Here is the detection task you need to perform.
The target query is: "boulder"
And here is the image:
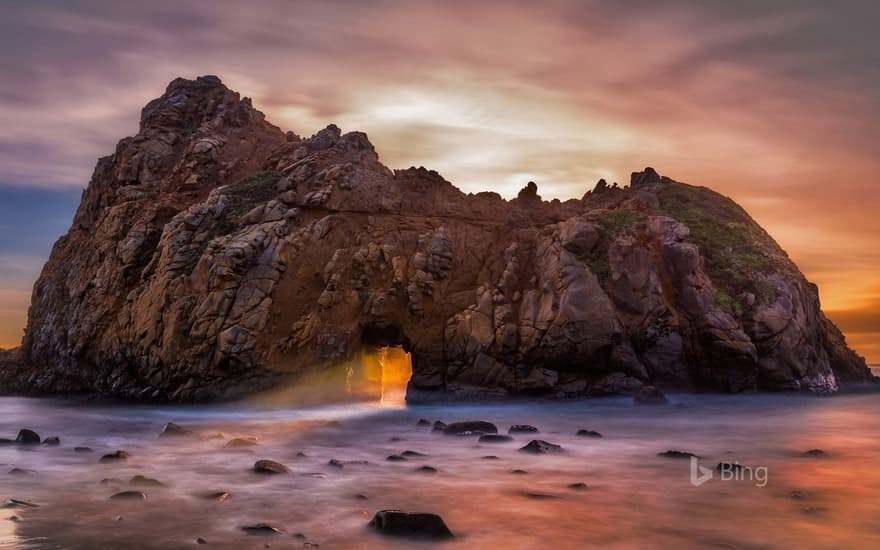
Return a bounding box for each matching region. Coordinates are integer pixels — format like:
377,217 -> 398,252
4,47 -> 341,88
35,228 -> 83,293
368,510 -> 453,539
508,425 -> 539,434
478,434 -> 514,443
99,450 -> 131,462
519,440 -> 563,454
442,421 -> 498,436
109,491 -> 147,501
159,422 -> 193,437
15,429 -> 40,445
253,460 -> 290,474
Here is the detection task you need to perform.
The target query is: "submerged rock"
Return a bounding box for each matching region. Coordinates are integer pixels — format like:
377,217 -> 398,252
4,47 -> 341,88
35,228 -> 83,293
2,498 -> 39,508
401,450 -> 426,457
802,449 -> 830,458
15,429 -> 40,445
443,421 -> 498,436
199,491 -> 231,502
386,454 -> 407,462
241,523 -> 285,535
657,450 -> 699,459
415,466 -> 438,473
225,437 -> 259,448
519,440 -> 563,454
508,425 -> 539,434
568,482 -> 588,490
74,446 -> 93,453
99,450 -> 131,462
129,475 -> 166,487
42,436 -> 60,446
253,460 -> 290,474
110,491 -> 147,501
368,510 -> 453,539
575,429 -> 602,438
159,422 -> 193,437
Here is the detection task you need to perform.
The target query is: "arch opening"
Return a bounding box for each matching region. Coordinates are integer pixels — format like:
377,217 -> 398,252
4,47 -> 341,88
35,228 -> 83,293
346,345 -> 412,407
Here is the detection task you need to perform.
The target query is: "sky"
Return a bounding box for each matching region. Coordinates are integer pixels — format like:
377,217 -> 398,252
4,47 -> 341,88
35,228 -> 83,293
0,0 -> 877,362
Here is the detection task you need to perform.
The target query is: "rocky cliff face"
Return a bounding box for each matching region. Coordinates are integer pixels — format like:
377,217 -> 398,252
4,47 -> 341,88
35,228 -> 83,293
5,76 -> 874,401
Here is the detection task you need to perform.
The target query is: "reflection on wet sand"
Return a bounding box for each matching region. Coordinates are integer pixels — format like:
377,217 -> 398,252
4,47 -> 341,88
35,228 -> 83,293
1,393 -> 879,549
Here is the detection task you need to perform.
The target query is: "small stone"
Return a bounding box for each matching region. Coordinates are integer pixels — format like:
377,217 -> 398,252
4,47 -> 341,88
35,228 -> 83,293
367,510 -> 453,539
511,469 -> 529,475
196,538 -> 207,544
415,466 -> 437,473
328,459 -> 345,468
159,422 -> 193,437
479,434 -> 513,443
401,450 -> 426,457
203,491 -> 231,502
15,429 -> 40,445
129,475 -> 166,487
416,419 -> 431,426
443,421 -> 498,436
8,468 -> 34,476
109,491 -> 147,501
8,515 -> 18,522
519,491 -> 561,500
519,440 -> 563,454
568,482 -> 588,490
74,446 -> 93,453
802,449 -> 829,458
241,523 -> 284,535
576,429 -> 602,438
354,493 -> 369,500
42,436 -> 60,446
2,499 -> 38,508
508,425 -> 539,434
253,460 -> 290,474
657,450 -> 698,459
481,455 -> 500,460
432,421 -> 448,432
99,450 -> 130,462
386,454 -> 407,462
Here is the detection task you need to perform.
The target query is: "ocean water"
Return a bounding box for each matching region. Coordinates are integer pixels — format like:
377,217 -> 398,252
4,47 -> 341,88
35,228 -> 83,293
1,392 -> 879,549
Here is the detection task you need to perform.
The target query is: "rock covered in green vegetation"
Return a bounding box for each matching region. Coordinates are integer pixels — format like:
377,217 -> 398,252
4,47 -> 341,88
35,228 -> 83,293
2,75 -> 873,402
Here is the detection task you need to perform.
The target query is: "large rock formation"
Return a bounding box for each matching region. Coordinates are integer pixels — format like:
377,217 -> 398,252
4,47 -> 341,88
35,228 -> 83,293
2,76 -> 874,401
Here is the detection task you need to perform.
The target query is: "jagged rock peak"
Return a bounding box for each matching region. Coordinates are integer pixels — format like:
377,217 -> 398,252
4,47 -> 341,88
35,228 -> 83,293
516,181 -> 541,202
630,167 -> 662,189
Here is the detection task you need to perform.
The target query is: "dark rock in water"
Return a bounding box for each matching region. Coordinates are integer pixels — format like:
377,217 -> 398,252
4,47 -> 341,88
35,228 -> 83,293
716,462 -> 744,472
416,419 -> 431,426
368,510 -> 453,539
2,498 -> 39,508
432,421 -> 448,432
8,468 -> 35,476
129,475 -> 166,487
99,450 -> 130,462
576,429 -> 602,438
100,478 -> 123,485
519,491 -> 561,500
15,429 -> 40,445
519,440 -> 563,454
482,455 -> 500,460
42,436 -> 60,446
401,450 -> 426,457
328,459 -> 345,468
386,454 -> 407,462
568,482 -> 588,490
511,469 -> 529,475
354,493 -> 369,500
634,386 -> 669,405
253,460 -> 290,474
74,446 -> 93,453
0,439 -> 14,445
196,538 -> 207,545
8,515 -> 18,522
388,437 -> 403,442
110,491 -> 147,501
479,434 -> 513,443
789,490 -> 807,500
443,421 -> 498,436
327,459 -> 369,469
416,466 -> 438,473
241,523 -> 285,535
657,450 -> 699,459
802,449 -> 829,458
508,425 -> 539,434
159,422 -> 193,437
225,437 -> 258,448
